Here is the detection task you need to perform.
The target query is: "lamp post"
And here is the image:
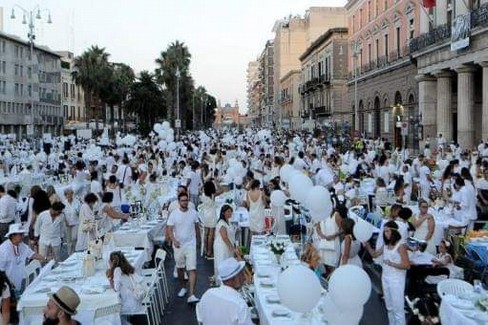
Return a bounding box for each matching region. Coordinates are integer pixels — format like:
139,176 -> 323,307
352,40 -> 362,135
175,67 -> 180,140
10,5 -> 52,138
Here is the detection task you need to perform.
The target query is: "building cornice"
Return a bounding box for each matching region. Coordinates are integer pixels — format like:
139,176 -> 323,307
280,69 -> 301,83
300,27 -> 348,62
0,31 -> 62,58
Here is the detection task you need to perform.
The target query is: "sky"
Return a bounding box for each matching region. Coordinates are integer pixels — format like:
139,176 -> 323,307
2,0 -> 346,113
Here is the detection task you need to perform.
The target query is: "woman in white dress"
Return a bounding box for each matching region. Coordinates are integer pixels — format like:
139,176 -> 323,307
365,221 -> 410,325
314,205 -> 343,272
106,175 -> 123,208
107,251 -> 144,325
200,181 -> 218,259
411,199 -> 436,254
99,192 -> 129,236
340,218 -> 362,267
213,204 -> 239,284
75,193 -> 99,251
245,180 -> 266,236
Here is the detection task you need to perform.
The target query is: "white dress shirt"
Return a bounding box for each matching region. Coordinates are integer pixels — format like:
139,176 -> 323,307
199,285 -> 253,325
0,194 -> 17,223
34,210 -> 65,247
0,240 -> 35,289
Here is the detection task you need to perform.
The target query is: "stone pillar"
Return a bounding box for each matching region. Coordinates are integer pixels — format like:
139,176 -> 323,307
456,65 -> 476,149
416,74 -> 437,146
433,70 -> 454,143
481,62 -> 488,142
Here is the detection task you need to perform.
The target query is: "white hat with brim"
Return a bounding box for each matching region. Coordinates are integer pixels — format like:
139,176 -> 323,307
48,286 -> 80,316
5,223 -> 28,238
218,257 -> 246,282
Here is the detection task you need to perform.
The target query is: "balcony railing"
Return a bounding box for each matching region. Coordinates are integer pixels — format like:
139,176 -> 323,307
409,23 -> 451,53
349,45 -> 411,79
471,3 -> 488,28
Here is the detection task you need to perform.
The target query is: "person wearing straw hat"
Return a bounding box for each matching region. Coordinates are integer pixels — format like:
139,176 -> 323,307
0,223 -> 45,296
43,286 -> 81,325
198,257 -> 252,325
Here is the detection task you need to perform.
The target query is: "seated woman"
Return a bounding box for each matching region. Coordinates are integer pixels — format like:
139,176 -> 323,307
425,239 -> 463,283
340,218 -> 362,267
301,243 -> 322,280
411,200 -> 436,254
107,251 -> 144,325
99,192 -> 129,235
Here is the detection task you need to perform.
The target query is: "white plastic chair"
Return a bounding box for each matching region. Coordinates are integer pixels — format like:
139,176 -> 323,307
437,279 -> 473,298
155,249 -> 169,303
93,303 -> 121,323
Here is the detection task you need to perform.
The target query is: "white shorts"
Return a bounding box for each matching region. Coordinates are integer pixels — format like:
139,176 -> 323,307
173,244 -> 197,271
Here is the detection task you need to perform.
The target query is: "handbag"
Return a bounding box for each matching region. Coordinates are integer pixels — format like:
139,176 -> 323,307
129,274 -> 147,301
318,239 -> 335,251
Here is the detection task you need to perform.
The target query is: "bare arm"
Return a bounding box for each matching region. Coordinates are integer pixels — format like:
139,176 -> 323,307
425,215 -> 435,241
103,205 -> 128,221
341,235 -> 352,265
219,226 -> 235,252
1,296 -> 9,325
364,241 -> 383,258
167,225 -> 180,248
385,244 -> 410,270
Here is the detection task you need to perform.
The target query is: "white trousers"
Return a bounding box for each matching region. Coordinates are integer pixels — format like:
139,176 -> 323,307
382,273 -> 406,325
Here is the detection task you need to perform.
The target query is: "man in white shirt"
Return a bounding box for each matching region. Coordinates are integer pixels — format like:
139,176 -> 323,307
116,157 -> 132,189
0,223 -> 44,295
293,151 -> 309,172
0,187 -> 18,241
198,257 -> 252,325
167,192 -> 200,303
34,202 -> 66,262
186,162 -> 202,206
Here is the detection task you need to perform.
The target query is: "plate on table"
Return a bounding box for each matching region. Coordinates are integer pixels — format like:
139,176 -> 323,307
34,287 -> 52,294
260,279 -> 275,287
82,287 -> 105,295
119,227 -> 130,231
266,294 -> 281,304
126,229 -> 139,233
272,308 -> 291,318
141,225 -> 153,229
147,221 -> 160,225
256,271 -> 271,278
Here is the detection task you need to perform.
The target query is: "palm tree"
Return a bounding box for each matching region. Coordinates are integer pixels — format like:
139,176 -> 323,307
72,45 -> 111,131
99,63 -> 135,136
125,71 -> 165,135
155,41 -> 194,129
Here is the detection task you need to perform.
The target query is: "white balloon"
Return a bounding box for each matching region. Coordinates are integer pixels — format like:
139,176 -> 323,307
279,165 -> 293,182
158,130 -> 167,140
305,186 -> 332,221
277,265 -> 321,313
270,190 -> 287,207
167,134 -> 175,143
162,121 -> 170,130
353,219 -> 374,242
329,265 -> 372,310
289,173 -> 313,204
324,296 -> 363,325
153,123 -> 162,133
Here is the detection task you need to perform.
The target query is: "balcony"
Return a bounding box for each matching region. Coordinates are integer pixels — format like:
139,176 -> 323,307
409,24 -> 451,53
318,74 -> 330,86
472,3 -> 488,28
349,45 -> 411,79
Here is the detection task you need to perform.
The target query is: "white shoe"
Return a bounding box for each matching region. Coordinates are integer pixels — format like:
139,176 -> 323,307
177,288 -> 188,298
187,295 -> 200,303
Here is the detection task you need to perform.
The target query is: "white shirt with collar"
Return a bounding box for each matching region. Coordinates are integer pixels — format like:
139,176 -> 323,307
0,239 -> 35,289
0,194 -> 17,223
34,210 -> 65,247
199,285 -> 253,325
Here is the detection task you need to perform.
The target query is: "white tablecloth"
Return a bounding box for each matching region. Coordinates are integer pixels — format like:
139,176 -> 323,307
250,236 -> 328,325
112,219 -> 165,261
439,297 -> 482,325
18,249 -> 145,325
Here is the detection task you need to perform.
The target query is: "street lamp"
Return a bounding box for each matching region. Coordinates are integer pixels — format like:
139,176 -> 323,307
352,40 -> 362,135
175,67 -> 180,140
11,4 -> 52,138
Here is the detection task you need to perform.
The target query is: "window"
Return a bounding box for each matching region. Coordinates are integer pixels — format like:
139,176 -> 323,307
15,45 -> 20,58
353,15 -> 356,33
368,1 -> 372,21
375,0 -> 379,17
14,83 -> 19,95
64,105 -> 69,118
28,85 -> 32,96
71,106 -> 75,118
20,84 -> 24,96
70,84 -> 75,98
359,9 -> 363,28
20,47 -> 24,58
1,41 -> 5,53
14,65 -> 19,76
384,111 -> 390,132
376,39 -> 379,61
368,43 -> 372,63
409,19 -> 415,39
27,67 -> 32,78
384,34 -> 389,58
63,82 -> 69,98
368,113 -> 372,133
20,65 -> 23,77
384,0 -> 388,10
1,61 -> 5,74
396,27 -> 401,53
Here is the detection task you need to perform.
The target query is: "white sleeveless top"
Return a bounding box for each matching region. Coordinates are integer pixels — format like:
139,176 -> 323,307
383,242 -> 406,278
248,191 -> 265,233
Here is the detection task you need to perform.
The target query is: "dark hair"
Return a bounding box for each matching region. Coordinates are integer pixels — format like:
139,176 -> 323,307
0,271 -> 12,299
0,185 -> 4,193
383,220 -> 402,246
108,175 -> 118,184
218,204 -> 233,224
341,218 -> 356,239
102,192 -> 114,203
32,190 -> 51,214
84,193 -> 99,204
203,181 -> 216,197
460,167 -> 473,183
51,201 -> 65,212
454,176 -> 465,188
109,251 -> 134,275
398,207 -> 413,221
90,171 -> 98,181
7,189 -> 17,199
250,179 -> 260,190
178,192 -> 189,201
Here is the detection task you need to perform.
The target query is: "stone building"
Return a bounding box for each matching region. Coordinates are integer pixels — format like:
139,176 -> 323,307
279,69 -> 301,129
273,7 -> 346,127
0,31 -> 62,138
409,0 -> 488,149
214,101 -> 249,128
299,28 -> 349,128
346,0 -> 421,149
57,51 -> 85,124
247,60 -> 262,127
260,40 -> 274,127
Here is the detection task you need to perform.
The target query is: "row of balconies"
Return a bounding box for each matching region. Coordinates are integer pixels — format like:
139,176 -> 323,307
299,75 -> 331,94
348,45 -> 411,79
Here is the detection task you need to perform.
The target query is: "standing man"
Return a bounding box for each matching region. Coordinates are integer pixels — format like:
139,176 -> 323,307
198,257 -> 252,325
34,202 -> 66,262
0,187 -> 18,241
0,223 -> 45,296
167,192 -> 200,303
187,162 -> 202,207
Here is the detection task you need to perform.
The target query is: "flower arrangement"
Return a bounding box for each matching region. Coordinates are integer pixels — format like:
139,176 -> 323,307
270,239 -> 286,256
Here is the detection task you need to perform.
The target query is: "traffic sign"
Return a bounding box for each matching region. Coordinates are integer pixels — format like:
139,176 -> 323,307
175,119 -> 181,128
401,121 -> 409,136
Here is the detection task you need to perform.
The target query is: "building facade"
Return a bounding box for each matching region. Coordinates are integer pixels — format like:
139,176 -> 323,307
214,101 -> 249,128
260,40 -> 274,127
409,0 -> 488,149
299,28 -> 350,128
247,60 -> 262,127
346,0 -> 421,149
273,7 -> 346,127
57,51 -> 85,126
0,32 -> 62,138
279,69 -> 301,129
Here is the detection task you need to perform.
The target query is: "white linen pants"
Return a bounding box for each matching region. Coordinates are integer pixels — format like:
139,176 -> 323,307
382,273 -> 406,325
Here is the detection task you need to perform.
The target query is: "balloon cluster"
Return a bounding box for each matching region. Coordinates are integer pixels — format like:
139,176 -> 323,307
153,122 -> 175,150
222,158 -> 246,184
84,144 -> 104,161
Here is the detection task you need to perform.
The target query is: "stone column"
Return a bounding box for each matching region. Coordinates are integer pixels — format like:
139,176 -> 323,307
433,70 -> 454,143
415,74 -> 437,147
480,62 -> 488,142
456,65 -> 476,149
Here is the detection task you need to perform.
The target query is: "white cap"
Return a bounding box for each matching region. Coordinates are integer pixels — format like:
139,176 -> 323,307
5,223 -> 28,238
218,257 -> 245,281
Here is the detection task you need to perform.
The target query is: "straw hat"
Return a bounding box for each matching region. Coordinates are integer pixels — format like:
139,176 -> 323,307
49,286 -> 80,316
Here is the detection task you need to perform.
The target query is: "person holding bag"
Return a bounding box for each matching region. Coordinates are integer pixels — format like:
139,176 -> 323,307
75,193 -> 98,252
106,251 -> 144,325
